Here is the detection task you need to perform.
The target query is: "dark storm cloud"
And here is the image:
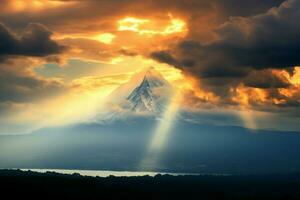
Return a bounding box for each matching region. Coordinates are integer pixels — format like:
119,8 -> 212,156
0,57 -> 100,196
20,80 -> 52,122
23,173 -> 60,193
150,51 -> 179,67
176,0 -> 300,77
0,22 -> 65,59
0,22 -> 66,104
149,0 -> 300,108
216,0 -> 285,17
214,0 -> 300,70
151,0 -> 300,83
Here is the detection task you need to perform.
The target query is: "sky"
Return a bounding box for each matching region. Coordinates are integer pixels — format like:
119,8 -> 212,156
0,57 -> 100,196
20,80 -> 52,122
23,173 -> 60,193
1,0 -> 300,133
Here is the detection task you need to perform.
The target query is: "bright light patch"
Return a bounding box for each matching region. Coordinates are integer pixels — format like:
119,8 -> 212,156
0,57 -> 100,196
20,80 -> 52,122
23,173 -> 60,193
291,67 -> 300,85
55,33 -> 116,44
118,15 -> 187,36
164,19 -> 186,35
118,17 -> 150,32
92,33 -> 116,44
13,0 -> 26,11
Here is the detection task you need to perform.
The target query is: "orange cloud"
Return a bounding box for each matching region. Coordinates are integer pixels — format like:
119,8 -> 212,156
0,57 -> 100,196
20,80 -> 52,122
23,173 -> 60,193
230,85 -> 268,107
7,0 -> 71,13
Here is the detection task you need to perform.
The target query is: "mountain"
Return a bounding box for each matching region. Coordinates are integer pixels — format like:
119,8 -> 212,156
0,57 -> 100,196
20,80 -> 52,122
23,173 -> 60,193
127,67 -> 172,114
2,67 -> 300,174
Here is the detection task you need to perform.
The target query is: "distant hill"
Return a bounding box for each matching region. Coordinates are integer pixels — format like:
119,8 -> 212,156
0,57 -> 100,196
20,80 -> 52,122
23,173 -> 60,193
1,117 -> 300,174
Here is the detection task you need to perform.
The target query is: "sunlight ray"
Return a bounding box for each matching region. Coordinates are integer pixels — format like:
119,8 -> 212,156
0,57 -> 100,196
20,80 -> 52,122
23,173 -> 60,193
139,90 -> 181,171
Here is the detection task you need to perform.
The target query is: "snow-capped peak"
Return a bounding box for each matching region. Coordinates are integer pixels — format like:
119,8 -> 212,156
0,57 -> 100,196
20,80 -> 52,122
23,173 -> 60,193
127,67 -> 172,114
96,67 -> 173,122
142,67 -> 170,87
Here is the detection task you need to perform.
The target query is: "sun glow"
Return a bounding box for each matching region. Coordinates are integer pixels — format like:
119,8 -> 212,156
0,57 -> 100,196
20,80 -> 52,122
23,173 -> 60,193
11,0 -> 67,12
118,17 -> 150,32
54,32 -> 116,44
118,16 -> 187,36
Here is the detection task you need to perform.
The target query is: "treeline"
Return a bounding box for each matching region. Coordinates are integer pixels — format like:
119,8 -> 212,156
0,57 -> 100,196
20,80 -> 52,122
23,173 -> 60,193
1,169 -> 300,199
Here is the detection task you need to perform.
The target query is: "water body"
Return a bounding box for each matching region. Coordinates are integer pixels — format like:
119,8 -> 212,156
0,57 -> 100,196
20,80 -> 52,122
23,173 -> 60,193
17,168 -> 199,177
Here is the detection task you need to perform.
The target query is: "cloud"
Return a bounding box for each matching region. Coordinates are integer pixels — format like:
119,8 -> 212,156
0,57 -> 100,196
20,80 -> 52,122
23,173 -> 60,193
70,73 -> 131,92
216,0 -> 285,17
118,48 -> 138,57
0,22 -> 65,60
0,73 -> 64,103
0,21 -> 67,106
0,0 -> 285,66
189,0 -> 299,73
0,0 -> 283,35
150,51 -> 179,67
244,70 -> 291,89
150,0 -> 300,108
1,0 -> 299,132
0,58 -> 65,103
